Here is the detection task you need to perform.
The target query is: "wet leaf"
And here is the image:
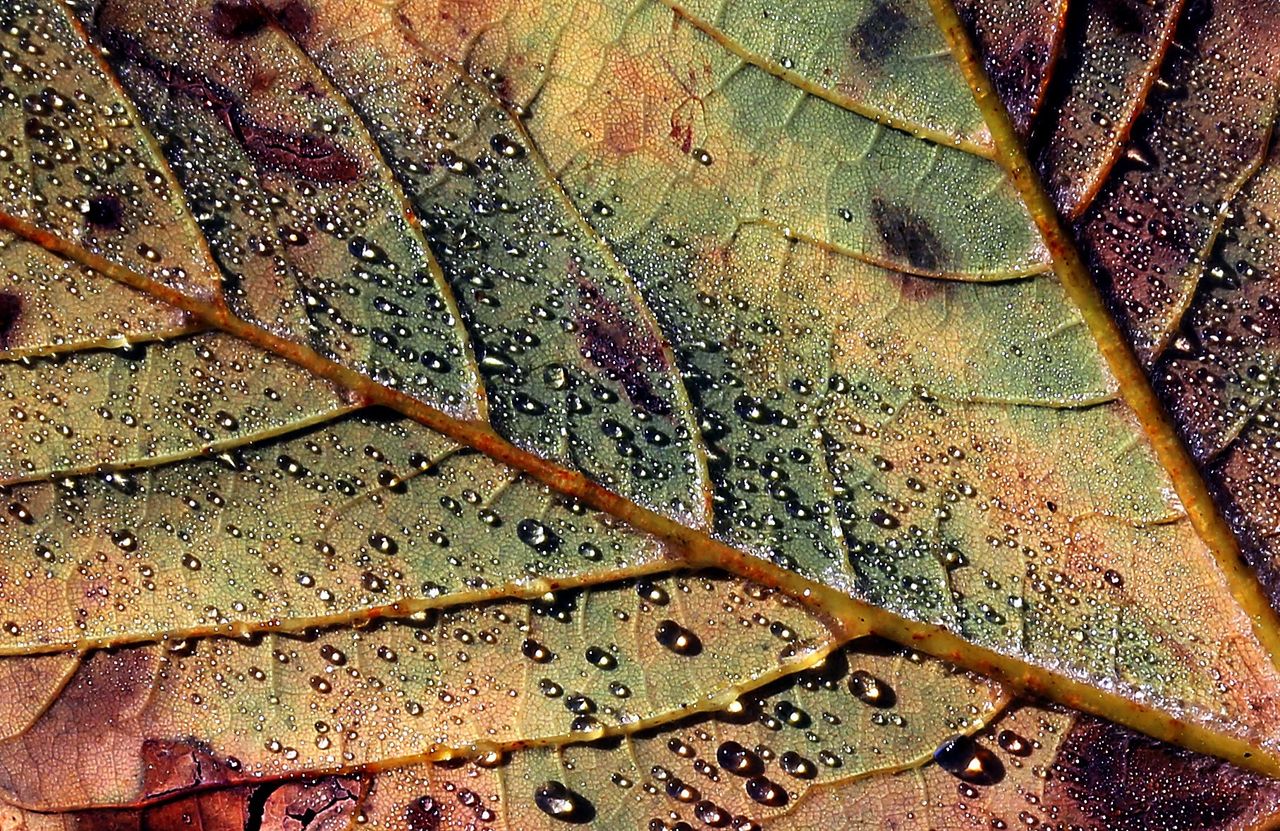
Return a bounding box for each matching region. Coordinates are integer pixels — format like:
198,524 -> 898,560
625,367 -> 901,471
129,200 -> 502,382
0,0 -> 1278,826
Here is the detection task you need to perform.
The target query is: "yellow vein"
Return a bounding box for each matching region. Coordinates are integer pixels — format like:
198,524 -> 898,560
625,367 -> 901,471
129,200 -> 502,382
655,0 -> 997,159
928,0 -> 1280,685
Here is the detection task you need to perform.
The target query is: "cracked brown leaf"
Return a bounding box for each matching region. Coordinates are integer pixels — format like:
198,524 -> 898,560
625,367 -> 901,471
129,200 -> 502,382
0,0 -> 1279,827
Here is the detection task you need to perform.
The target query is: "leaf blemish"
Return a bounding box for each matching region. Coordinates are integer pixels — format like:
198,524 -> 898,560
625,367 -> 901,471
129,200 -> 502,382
871,197 -> 949,272
85,194 -> 125,230
210,0 -> 270,39
1050,716 -> 1278,830
574,277 -> 672,416
0,292 -> 21,348
849,0 -> 912,64
210,0 -> 311,41
140,736 -> 232,799
99,27 -> 360,184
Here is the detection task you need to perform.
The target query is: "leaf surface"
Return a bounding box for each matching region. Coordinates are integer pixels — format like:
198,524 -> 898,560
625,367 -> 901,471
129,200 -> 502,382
1,0 -> 1280,826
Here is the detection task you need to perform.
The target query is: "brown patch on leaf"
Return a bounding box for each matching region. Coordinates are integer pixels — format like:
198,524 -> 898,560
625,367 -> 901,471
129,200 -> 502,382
574,271 -> 672,416
849,0 -> 911,64
211,0 -> 270,39
895,273 -> 948,303
403,795 -> 442,831
96,15 -> 359,185
211,0 -> 311,41
140,738 -> 231,800
1048,716 -> 1280,830
85,195 -> 125,231
871,198 -> 949,272
258,778 -> 362,831
70,788 -> 251,831
955,0 -> 1064,134
0,293 -> 21,348
55,778 -> 360,831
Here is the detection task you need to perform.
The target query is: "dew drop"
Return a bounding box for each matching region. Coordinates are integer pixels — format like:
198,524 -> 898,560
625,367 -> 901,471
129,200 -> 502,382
744,776 -> 788,807
655,620 -> 702,656
716,740 -> 763,776
997,729 -> 1032,757
585,645 -> 617,670
517,518 -> 560,553
849,669 -> 896,707
933,735 -> 1005,786
533,781 -> 595,823
779,750 -> 816,779
522,638 -> 555,664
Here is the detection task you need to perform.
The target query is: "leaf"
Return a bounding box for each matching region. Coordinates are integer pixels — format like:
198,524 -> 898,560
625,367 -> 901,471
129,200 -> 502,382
0,0 -> 1279,826
0,576 -> 836,808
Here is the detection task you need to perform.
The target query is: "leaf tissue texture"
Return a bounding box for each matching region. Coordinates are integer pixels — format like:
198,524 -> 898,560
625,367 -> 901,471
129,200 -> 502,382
0,0 -> 1278,827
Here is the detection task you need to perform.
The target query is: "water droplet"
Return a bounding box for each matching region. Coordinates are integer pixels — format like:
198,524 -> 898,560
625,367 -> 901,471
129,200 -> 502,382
744,776 -> 788,807
489,133 -> 525,159
849,669 -> 896,707
585,646 -> 617,669
655,620 -> 702,656
997,729 -> 1031,757
522,638 -> 555,663
533,781 -> 595,823
665,778 -> 700,802
716,740 -> 763,776
517,519 -> 560,553
779,751 -> 816,779
637,580 -> 669,604
694,800 -> 728,827
933,735 -> 1005,786
773,700 -> 810,728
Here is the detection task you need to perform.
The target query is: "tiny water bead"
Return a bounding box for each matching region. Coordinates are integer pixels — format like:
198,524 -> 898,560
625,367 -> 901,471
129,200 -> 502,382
779,750 -> 816,779
772,700 -> 810,728
997,728 -> 1032,757
522,638 -> 555,663
585,645 -> 617,669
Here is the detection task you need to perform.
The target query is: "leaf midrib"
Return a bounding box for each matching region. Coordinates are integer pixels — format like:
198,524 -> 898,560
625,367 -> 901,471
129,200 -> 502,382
3,0 -> 1279,782
933,0 -> 1280,649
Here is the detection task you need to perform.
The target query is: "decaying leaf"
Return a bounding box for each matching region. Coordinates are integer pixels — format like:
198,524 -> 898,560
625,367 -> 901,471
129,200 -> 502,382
0,0 -> 1279,827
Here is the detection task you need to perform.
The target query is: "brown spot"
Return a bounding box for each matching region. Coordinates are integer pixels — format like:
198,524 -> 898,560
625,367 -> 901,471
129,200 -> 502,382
871,198 -> 949,272
211,0 -> 270,39
71,788 -> 253,831
211,0 -> 310,40
849,0 -> 911,64
272,0 -> 313,39
896,273 -> 948,303
574,275 -> 672,415
86,194 -> 125,230
140,737 -> 231,799
1095,0 -> 1151,34
260,777 -> 361,830
0,293 -> 20,348
404,796 -> 441,831
236,121 -> 361,183
95,27 -> 360,185
1049,716 -> 1280,830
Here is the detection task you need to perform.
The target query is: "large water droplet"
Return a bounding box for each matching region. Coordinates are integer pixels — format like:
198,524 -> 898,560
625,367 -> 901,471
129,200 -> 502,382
716,740 -> 763,776
849,669 -> 895,707
655,620 -> 702,656
933,735 -> 1005,786
533,781 -> 595,823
